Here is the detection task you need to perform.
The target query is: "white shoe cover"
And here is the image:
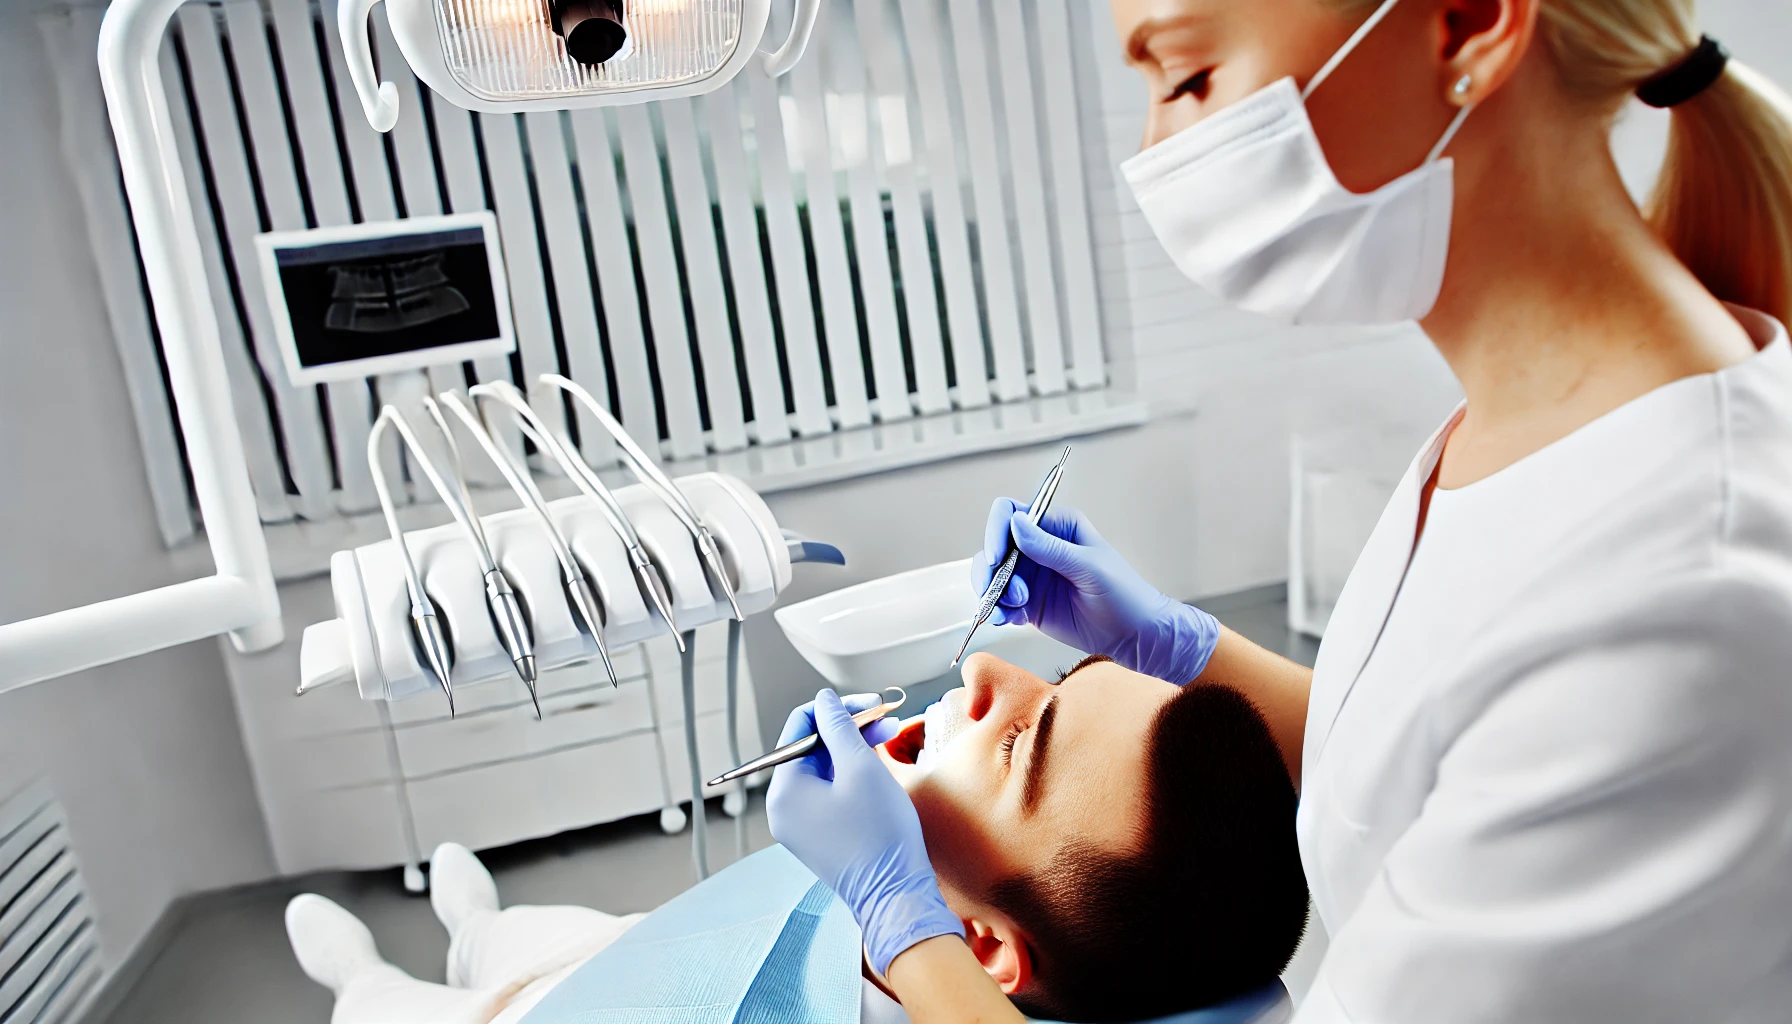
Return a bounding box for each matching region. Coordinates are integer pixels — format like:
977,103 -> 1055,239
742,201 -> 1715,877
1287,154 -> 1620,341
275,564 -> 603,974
284,894 -> 385,995
429,842 -> 500,939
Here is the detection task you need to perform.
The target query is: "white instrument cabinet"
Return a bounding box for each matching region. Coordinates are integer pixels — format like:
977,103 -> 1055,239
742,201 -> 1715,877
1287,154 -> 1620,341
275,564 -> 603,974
261,470 -> 795,887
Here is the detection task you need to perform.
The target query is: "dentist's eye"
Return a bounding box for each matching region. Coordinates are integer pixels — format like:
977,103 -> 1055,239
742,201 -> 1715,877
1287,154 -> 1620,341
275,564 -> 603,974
1166,69 -> 1212,103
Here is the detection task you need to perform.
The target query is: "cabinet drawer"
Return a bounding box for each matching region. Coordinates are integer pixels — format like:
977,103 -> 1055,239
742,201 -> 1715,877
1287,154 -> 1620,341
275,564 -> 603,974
393,676 -> 657,778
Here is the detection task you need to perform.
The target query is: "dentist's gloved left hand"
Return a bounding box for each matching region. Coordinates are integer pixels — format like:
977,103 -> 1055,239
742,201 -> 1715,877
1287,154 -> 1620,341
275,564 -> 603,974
767,689 -> 965,976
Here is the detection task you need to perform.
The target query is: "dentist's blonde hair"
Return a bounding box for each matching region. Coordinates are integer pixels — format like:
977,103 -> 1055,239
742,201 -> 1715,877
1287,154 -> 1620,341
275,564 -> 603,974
1346,0 -> 1792,323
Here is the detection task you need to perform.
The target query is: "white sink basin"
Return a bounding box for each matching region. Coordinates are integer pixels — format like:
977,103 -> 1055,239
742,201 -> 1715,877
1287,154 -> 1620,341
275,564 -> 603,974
775,559 -> 1082,691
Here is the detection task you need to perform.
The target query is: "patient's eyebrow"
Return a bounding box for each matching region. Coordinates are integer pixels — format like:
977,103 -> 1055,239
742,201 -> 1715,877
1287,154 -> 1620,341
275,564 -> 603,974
1022,696 -> 1059,813
1055,653 -> 1112,683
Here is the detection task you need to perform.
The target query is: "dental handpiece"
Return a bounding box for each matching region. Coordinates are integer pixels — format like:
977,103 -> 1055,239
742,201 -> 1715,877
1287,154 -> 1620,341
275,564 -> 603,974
952,446 -> 1071,667
707,688 -> 906,787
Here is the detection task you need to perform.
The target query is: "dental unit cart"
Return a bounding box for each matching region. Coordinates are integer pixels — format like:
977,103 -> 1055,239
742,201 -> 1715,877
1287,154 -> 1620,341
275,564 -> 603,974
296,369 -> 843,889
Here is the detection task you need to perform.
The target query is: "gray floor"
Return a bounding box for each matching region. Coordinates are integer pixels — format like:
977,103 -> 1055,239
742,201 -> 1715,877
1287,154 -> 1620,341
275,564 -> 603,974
97,589 -> 1312,1024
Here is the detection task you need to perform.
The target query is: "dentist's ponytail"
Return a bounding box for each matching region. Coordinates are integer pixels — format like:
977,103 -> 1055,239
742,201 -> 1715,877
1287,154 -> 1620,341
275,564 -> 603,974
1536,1 -> 1792,324
1645,61 -> 1792,325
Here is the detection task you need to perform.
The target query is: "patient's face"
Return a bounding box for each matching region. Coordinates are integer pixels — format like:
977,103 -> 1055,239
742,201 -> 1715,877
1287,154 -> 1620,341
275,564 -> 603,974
877,653 -> 1178,916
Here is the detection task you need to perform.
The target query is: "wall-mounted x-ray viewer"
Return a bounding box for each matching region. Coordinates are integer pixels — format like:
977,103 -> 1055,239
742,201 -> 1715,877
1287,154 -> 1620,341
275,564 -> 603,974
340,0 -> 822,131
253,212 -> 515,386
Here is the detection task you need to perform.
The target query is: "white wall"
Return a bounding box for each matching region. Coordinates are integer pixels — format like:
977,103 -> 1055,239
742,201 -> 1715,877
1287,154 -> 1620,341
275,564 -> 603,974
0,1 -> 277,977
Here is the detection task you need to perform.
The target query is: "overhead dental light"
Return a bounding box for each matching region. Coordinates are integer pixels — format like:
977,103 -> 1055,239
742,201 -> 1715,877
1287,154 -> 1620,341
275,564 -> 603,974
340,0 -> 823,131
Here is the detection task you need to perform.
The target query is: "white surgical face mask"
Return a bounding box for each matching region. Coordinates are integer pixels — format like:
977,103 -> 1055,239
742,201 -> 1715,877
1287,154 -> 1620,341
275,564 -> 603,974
916,687 -> 971,769
1120,0 -> 1473,326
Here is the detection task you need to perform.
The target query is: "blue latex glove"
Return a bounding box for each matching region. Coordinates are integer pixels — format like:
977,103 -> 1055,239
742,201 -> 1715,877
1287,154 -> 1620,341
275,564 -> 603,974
975,500 -> 1222,685
766,689 -> 964,976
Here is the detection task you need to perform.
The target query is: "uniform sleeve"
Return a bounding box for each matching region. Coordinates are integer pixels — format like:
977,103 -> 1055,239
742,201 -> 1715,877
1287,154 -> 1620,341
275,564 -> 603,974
1294,585 -> 1792,1022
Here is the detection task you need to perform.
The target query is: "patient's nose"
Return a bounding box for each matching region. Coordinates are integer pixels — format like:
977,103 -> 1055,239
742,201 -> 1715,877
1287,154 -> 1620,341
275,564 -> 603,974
960,652 -> 1052,723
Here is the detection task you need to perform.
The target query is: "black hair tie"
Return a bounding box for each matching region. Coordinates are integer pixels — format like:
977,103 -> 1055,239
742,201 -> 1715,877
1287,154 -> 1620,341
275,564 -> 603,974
1637,35 -> 1729,108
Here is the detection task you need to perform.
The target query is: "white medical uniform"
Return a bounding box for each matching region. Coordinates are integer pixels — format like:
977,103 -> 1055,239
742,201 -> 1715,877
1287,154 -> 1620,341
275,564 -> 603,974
1294,307 -> 1792,1023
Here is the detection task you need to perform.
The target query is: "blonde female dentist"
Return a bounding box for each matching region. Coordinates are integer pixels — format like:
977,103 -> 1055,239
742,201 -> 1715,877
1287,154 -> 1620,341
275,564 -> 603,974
768,0 -> 1792,1020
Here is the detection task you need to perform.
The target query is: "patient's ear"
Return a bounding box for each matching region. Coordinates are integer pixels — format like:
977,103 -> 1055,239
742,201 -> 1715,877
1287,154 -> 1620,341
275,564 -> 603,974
963,915 -> 1033,995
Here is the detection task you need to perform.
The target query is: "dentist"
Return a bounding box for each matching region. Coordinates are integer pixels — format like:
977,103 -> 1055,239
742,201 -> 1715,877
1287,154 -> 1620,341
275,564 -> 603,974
769,0 -> 1792,1021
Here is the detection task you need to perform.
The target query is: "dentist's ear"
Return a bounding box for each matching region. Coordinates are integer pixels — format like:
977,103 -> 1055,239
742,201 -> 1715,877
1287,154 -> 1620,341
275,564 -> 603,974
1436,0 -> 1540,103
963,915 -> 1034,995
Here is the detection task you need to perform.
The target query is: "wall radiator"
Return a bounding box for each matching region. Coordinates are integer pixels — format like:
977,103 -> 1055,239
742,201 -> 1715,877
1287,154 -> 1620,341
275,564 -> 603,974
0,782 -> 99,1024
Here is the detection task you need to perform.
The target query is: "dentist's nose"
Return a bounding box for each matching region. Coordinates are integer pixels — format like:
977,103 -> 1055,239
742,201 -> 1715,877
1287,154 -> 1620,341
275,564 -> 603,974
960,652 -> 1051,722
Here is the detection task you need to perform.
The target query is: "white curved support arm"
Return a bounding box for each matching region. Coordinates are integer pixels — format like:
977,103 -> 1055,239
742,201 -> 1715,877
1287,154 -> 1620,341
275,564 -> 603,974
761,0 -> 822,77
339,0 -> 399,132
0,0 -> 286,695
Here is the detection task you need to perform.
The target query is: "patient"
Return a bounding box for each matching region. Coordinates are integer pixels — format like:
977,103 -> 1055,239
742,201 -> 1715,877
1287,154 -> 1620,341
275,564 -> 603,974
286,652 -> 1308,1023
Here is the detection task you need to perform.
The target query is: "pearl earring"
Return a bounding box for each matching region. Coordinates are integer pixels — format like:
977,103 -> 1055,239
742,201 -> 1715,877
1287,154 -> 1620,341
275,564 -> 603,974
1453,75 -> 1473,98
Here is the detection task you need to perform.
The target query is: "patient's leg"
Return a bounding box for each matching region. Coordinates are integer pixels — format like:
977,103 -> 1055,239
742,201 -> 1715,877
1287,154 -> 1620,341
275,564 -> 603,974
430,843 -> 644,991
287,894 -> 497,1024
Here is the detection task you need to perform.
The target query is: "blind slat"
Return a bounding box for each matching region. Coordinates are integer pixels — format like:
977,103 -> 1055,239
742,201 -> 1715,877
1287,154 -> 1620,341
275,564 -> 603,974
617,106 -> 707,460
944,0 -> 1030,402
660,98 -> 749,451
177,4 -> 335,520
1033,0 -> 1106,390
827,17 -> 912,424
156,39 -> 296,522
989,0 -> 1067,396
744,68 -> 833,438
787,33 -> 873,429
567,110 -> 651,461
854,0 -> 951,416
428,103 -> 525,476
893,0 -> 990,409
524,111 -> 617,464
482,113 -> 572,443
703,85 -> 793,445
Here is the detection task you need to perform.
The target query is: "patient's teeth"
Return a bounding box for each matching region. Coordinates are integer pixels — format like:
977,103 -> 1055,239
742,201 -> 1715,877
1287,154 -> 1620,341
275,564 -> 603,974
919,688 -> 972,767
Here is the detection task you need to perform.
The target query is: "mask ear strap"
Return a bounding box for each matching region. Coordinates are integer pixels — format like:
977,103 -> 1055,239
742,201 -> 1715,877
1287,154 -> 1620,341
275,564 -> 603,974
1303,0 -> 1405,101
1425,102 -> 1476,163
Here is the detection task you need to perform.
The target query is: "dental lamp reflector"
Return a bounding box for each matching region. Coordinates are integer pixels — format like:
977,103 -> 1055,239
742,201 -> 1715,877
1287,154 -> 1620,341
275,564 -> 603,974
340,0 -> 821,131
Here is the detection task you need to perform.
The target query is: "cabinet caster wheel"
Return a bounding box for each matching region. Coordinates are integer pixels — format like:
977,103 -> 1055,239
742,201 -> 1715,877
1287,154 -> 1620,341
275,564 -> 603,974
403,864 -> 428,894
659,806 -> 687,834
723,790 -> 746,818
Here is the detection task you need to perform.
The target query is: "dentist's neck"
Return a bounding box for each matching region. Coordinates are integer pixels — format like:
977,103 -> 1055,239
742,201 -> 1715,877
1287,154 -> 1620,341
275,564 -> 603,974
1417,57 -> 1753,488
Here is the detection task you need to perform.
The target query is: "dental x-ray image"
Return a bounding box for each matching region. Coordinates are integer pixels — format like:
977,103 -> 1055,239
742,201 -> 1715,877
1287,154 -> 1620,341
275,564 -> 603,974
272,225 -> 503,374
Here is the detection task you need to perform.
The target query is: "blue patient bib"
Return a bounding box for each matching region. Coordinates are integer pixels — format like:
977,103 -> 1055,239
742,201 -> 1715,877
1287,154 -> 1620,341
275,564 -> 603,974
520,845 -> 860,1024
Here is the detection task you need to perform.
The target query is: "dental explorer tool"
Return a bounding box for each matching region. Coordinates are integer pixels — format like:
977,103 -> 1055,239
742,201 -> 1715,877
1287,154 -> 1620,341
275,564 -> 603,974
401,399 -> 540,714
707,688 -> 907,787
538,374 -> 745,622
367,408 -> 456,714
469,381 -> 687,654
952,446 -> 1072,667
440,391 -> 620,690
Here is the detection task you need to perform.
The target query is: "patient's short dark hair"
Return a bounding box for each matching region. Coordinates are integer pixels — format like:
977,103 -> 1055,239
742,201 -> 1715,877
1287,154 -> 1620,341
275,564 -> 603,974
988,682 -> 1309,1023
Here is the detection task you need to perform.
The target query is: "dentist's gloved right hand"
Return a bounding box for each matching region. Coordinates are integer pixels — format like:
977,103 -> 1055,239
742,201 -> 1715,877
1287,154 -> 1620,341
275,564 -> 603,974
767,689 -> 964,976
977,500 -> 1221,685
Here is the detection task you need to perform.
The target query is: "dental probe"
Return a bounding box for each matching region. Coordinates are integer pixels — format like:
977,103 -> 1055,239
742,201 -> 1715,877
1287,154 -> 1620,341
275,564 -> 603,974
952,446 -> 1072,667
440,391 -> 620,690
707,687 -> 907,787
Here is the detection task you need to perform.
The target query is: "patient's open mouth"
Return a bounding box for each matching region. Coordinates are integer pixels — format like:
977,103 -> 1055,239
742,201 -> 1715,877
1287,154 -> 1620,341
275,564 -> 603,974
884,716 -> 926,765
